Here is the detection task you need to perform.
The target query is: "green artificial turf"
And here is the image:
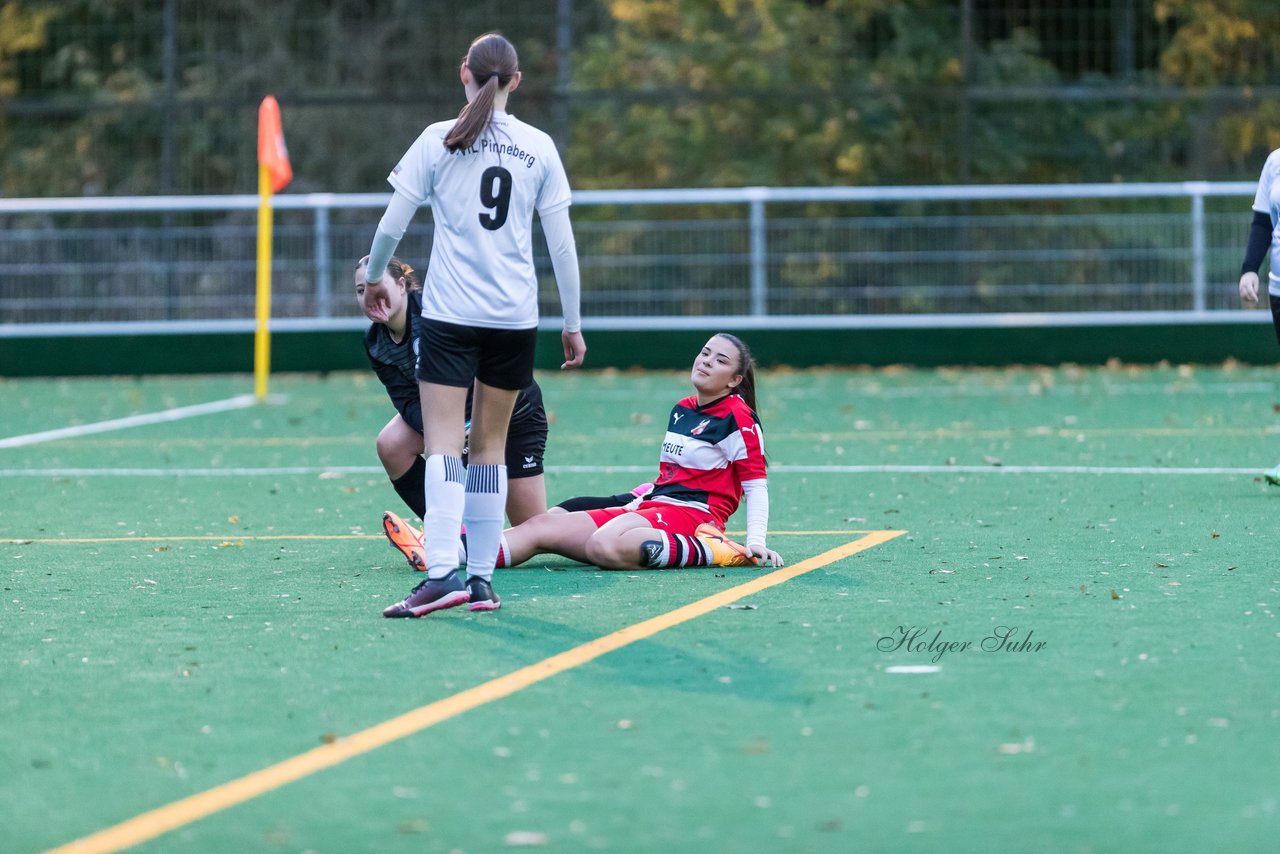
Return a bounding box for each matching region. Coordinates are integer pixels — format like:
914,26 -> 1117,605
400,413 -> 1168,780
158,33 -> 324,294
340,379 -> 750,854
2,364 -> 1278,853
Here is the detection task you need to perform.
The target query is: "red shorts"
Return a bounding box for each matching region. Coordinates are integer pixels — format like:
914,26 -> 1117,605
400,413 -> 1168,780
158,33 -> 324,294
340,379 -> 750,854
585,500 -> 716,537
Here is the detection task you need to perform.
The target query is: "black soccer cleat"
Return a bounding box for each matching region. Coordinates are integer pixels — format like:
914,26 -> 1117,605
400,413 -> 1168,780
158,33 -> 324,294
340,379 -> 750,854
465,575 -> 501,611
382,569 -> 470,618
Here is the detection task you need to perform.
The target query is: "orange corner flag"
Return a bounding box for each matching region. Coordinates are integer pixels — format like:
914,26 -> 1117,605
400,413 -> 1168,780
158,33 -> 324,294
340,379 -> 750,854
258,95 -> 292,193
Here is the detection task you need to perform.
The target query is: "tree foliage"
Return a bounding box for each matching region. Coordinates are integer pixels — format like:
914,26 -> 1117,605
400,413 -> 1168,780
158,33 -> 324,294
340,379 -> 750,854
1,0 -> 1280,196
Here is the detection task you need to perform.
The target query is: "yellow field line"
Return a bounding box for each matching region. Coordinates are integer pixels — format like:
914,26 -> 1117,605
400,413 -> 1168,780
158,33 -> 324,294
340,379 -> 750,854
5,530 -> 874,545
45,530 -> 906,854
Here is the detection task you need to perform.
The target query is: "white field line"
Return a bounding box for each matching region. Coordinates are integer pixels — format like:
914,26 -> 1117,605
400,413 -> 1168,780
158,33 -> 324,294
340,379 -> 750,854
0,463 -> 1267,477
773,381 -> 1278,399
0,394 -> 263,449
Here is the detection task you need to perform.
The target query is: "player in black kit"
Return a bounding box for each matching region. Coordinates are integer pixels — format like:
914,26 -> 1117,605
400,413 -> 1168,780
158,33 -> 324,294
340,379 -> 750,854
357,256 -> 636,570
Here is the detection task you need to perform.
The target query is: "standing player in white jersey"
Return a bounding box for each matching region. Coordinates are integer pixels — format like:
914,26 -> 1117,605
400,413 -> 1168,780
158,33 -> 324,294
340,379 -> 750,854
362,32 -> 586,617
1237,147 -> 1280,484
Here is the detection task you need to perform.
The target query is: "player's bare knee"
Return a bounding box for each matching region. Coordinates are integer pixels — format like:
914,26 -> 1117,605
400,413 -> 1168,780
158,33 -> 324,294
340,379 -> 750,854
375,422 -> 416,466
584,533 -> 623,569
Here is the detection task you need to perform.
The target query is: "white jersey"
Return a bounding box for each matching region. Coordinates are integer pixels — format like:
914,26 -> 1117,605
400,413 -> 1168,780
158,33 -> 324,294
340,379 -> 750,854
388,110 -> 572,329
1250,148 -> 1280,296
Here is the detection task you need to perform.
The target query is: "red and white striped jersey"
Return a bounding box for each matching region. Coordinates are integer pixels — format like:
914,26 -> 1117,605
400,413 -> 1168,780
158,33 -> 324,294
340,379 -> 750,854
647,392 -> 767,527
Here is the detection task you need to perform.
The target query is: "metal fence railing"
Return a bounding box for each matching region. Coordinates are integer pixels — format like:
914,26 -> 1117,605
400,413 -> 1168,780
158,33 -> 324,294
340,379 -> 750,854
0,182 -> 1266,334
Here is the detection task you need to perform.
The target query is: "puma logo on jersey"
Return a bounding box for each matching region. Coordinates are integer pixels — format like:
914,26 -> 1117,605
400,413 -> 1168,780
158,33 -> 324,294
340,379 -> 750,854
673,413 -> 683,423
654,512 -> 665,527
690,418 -> 711,436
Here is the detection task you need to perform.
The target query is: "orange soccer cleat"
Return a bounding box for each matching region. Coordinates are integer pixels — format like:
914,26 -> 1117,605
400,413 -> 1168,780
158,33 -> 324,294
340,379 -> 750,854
382,510 -> 427,572
694,523 -> 759,567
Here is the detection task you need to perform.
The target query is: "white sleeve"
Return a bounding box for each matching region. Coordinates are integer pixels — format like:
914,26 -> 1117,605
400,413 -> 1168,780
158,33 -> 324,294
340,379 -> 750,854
1253,150 -> 1278,215
741,478 -> 769,550
535,143 -> 573,217
365,191 -> 420,282
540,206 -> 582,332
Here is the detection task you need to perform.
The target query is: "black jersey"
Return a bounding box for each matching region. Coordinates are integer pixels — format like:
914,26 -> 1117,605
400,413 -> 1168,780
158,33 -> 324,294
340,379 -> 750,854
364,290 -> 542,434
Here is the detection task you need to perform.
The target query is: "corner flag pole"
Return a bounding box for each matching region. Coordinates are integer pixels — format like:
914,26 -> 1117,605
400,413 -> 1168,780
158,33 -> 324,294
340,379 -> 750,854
254,163 -> 273,400
255,95 -> 292,400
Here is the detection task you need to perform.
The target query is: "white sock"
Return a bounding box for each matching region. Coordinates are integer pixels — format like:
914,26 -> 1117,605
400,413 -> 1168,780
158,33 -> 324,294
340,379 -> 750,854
462,463 -> 506,581
422,455 -> 465,579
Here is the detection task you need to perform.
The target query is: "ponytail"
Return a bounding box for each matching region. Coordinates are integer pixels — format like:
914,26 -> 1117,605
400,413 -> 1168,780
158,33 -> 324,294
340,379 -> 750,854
716,332 -> 759,419
444,33 -> 519,153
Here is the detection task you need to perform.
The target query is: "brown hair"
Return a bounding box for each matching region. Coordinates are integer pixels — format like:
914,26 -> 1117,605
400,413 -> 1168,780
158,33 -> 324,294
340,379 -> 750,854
444,32 -> 519,153
355,255 -> 420,292
715,332 -> 759,418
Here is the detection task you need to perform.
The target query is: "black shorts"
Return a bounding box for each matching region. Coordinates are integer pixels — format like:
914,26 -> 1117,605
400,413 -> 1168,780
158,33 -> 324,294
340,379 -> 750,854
1271,294 -> 1280,346
416,318 -> 537,391
503,401 -> 548,479
459,381 -> 548,480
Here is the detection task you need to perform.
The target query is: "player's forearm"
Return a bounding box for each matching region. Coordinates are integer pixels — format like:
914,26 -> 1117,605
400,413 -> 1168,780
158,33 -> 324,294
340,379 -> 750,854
742,478 -> 769,549
1242,210 -> 1271,275
541,207 -> 581,332
366,192 -> 419,282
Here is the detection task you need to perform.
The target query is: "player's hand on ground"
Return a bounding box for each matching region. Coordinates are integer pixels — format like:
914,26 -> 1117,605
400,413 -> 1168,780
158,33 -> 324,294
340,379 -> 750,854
1239,271 -> 1260,306
748,544 -> 784,567
561,329 -> 586,369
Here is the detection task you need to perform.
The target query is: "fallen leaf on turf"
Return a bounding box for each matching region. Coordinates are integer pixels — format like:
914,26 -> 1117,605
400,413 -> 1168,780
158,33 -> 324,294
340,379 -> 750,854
320,732 -> 338,744
983,455 -> 1003,466
997,738 -> 1035,755
504,830 -> 549,846
1110,589 -> 1120,600
1210,532 -> 1220,538
216,541 -> 243,548
1155,563 -> 1168,568
227,515 -> 240,524
726,603 -> 757,610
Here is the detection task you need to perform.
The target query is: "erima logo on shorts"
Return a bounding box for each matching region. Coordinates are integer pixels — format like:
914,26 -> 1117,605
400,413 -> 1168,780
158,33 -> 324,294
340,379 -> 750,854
523,455 -> 537,469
